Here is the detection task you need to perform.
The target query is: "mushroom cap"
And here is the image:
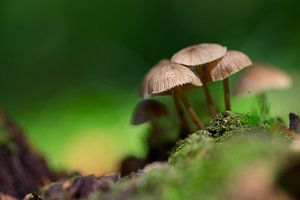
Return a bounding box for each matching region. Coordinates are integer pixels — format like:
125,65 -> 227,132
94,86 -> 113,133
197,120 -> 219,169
131,99 -> 169,125
140,59 -> 171,99
147,62 -> 202,96
234,63 -> 292,96
206,50 -> 252,82
171,43 -> 227,66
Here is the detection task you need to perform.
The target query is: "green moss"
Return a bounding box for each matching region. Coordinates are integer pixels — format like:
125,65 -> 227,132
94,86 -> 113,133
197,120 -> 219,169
169,112 -> 261,165
168,131 -> 212,165
206,111 -> 259,137
92,132 -> 289,200
89,112 -> 291,200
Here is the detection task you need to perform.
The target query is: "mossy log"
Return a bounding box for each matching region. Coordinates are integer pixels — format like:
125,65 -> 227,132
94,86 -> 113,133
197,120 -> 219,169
30,112 -> 300,200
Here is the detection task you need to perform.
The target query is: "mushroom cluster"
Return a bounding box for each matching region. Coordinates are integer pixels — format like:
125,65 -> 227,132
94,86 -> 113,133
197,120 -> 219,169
134,43 -> 254,131
133,43 -> 293,133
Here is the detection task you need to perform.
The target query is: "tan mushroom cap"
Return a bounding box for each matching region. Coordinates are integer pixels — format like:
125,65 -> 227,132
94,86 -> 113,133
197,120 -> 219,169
206,50 -> 252,82
140,59 -> 171,99
131,99 -> 169,125
234,63 -> 292,96
147,63 -> 202,96
171,43 -> 227,66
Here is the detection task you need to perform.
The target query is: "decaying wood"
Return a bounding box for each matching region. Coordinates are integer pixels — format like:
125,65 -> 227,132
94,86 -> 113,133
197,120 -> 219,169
289,113 -> 300,133
0,112 -> 55,199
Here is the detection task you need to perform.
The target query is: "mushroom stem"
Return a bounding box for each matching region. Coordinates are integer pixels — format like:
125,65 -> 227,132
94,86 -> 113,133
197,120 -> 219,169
258,93 -> 269,120
223,77 -> 231,111
196,67 -> 216,118
172,91 -> 191,137
175,87 -> 204,130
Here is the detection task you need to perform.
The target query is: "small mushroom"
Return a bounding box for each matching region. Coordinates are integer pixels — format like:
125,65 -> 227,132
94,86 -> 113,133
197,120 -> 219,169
141,59 -> 191,134
130,98 -> 171,168
234,63 -> 292,118
171,43 -> 227,117
131,99 -> 169,125
172,92 -> 191,137
205,50 -> 252,111
234,63 -> 292,96
140,59 -> 170,99
146,62 -> 204,130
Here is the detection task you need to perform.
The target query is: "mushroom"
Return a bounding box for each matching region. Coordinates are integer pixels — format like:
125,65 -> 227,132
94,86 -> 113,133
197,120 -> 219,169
234,63 -> 292,118
171,43 -> 227,117
140,59 -> 170,99
131,99 -> 169,125
141,59 -> 191,134
205,50 -> 252,111
131,99 -> 175,166
145,62 -> 204,130
131,99 -> 171,166
171,91 -> 191,137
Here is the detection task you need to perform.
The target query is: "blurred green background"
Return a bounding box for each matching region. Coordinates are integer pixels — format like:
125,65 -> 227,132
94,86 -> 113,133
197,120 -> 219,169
0,0 -> 299,174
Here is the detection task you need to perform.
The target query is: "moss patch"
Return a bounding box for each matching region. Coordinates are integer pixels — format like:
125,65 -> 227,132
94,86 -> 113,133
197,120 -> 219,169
168,131 -> 212,165
206,111 -> 260,137
89,112 -> 291,200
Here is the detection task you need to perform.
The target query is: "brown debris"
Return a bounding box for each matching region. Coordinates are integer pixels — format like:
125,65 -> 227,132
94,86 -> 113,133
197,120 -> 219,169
289,113 -> 300,133
120,156 -> 145,176
42,174 -> 121,200
280,112 -> 300,137
0,193 -> 17,200
0,112 -> 55,199
277,156 -> 300,199
23,193 -> 42,200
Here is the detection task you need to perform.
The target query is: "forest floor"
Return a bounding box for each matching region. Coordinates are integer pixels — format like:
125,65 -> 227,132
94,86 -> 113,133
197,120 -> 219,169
1,111 -> 300,200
